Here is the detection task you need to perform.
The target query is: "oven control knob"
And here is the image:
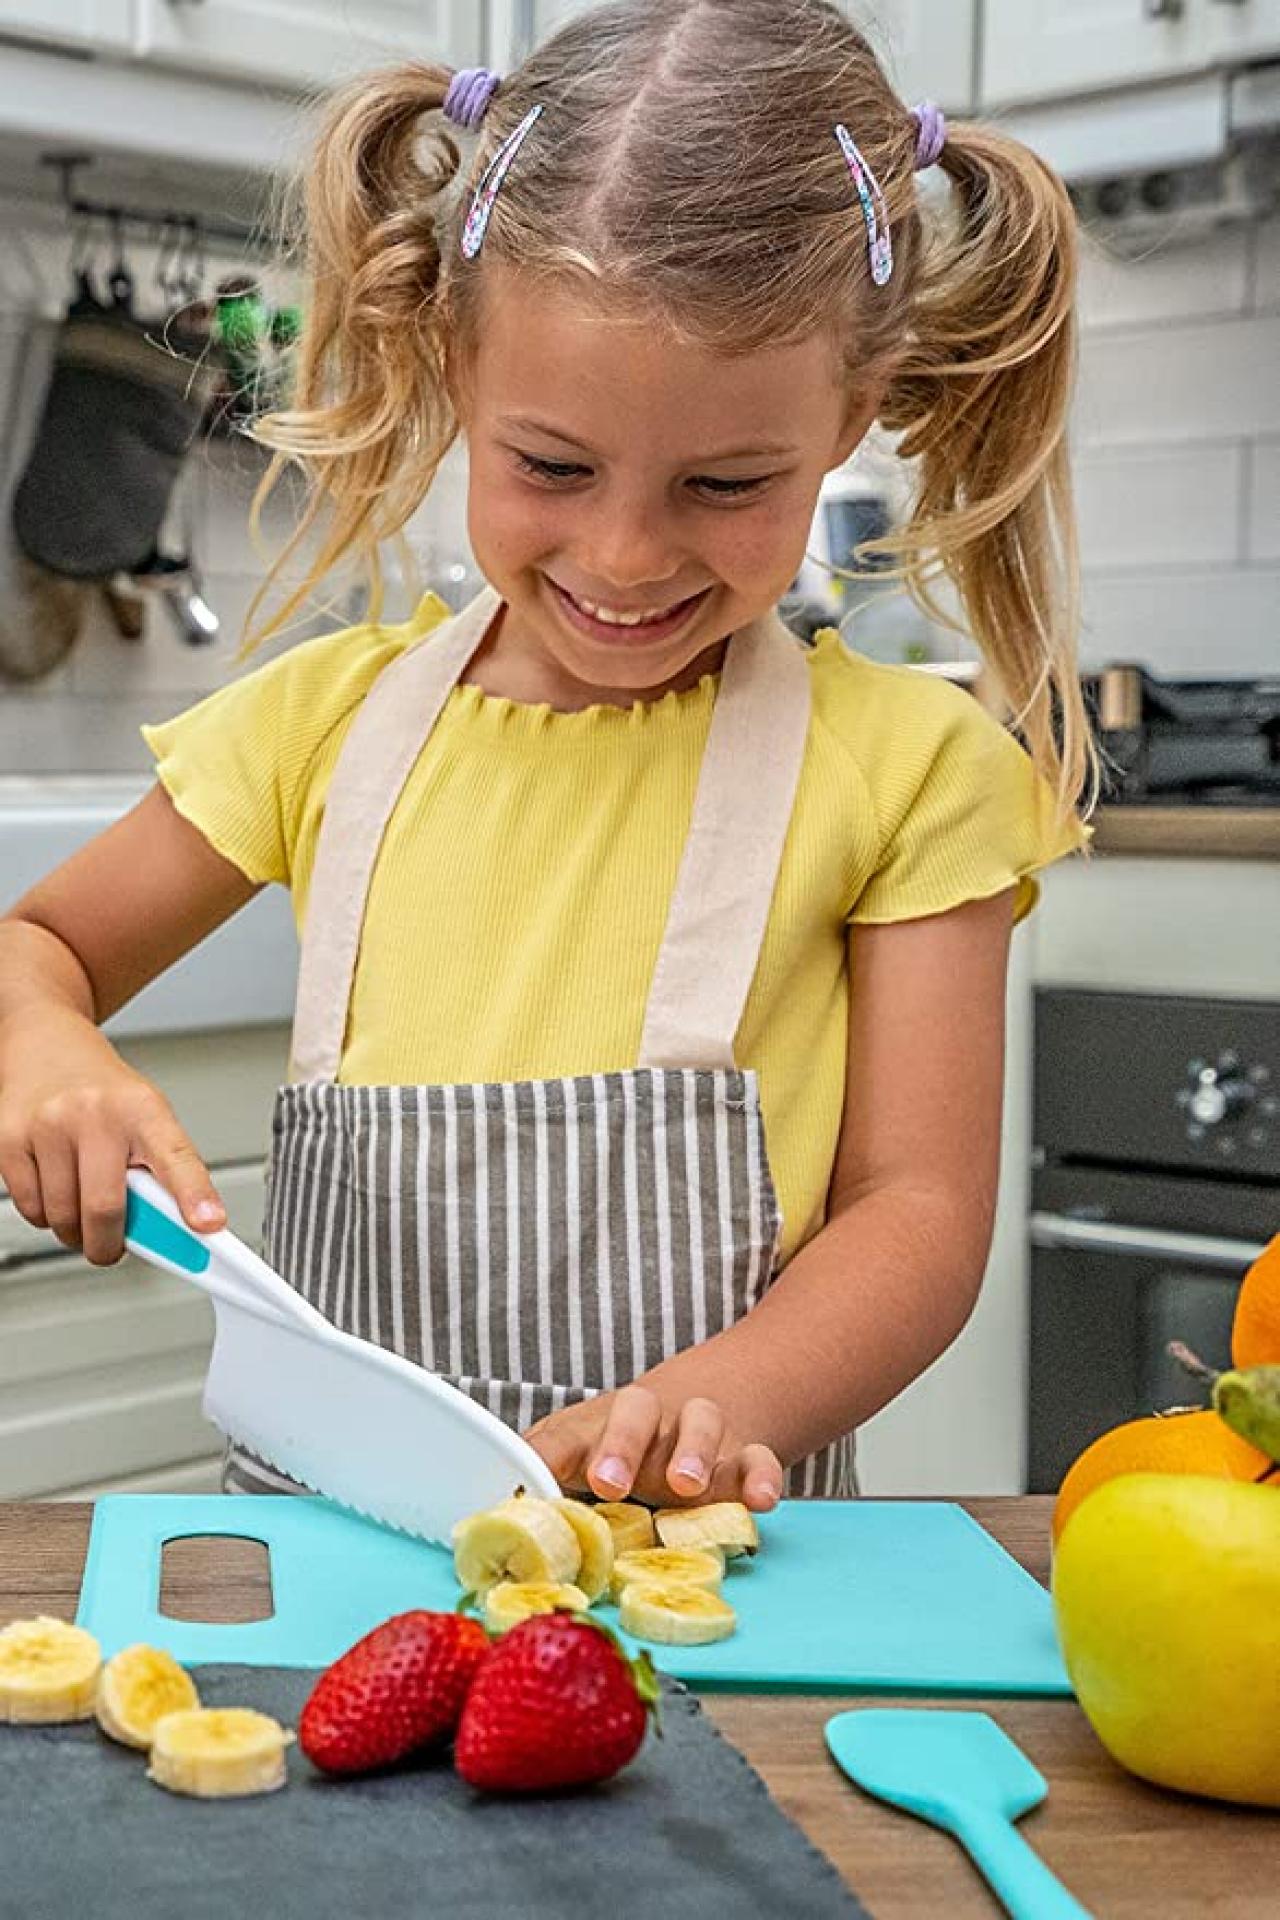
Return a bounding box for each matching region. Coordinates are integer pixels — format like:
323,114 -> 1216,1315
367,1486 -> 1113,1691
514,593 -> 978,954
1188,1067 -> 1253,1128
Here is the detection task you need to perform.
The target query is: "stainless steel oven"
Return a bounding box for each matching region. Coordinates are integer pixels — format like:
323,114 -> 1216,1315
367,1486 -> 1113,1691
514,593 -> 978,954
1027,989 -> 1278,1492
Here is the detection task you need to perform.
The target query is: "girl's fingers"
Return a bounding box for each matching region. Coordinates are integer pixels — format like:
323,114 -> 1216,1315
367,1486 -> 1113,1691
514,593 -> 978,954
135,1107 -> 225,1232
0,1141 -> 46,1230
77,1127 -> 129,1266
586,1384 -> 663,1499
524,1410 -> 594,1493
30,1131 -> 81,1248
737,1443 -> 785,1513
664,1397 -> 726,1497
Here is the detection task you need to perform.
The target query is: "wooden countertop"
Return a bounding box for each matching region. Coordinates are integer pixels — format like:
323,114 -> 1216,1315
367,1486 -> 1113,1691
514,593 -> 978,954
1092,806 -> 1280,860
2,1497 -> 1275,1917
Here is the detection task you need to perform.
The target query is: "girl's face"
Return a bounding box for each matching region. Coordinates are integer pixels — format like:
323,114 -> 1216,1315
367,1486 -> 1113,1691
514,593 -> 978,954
459,269 -> 872,703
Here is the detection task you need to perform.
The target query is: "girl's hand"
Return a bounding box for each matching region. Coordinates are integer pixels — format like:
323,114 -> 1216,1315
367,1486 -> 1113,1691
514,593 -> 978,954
524,1384 -> 785,1513
0,1003 -> 225,1265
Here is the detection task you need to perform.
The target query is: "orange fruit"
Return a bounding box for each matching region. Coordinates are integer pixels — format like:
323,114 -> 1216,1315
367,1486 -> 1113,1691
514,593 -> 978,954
1052,1409 -> 1271,1545
1233,1234 -> 1280,1370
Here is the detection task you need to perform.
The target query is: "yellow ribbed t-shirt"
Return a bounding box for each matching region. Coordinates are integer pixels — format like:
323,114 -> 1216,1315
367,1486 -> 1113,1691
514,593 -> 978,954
143,593 -> 1083,1263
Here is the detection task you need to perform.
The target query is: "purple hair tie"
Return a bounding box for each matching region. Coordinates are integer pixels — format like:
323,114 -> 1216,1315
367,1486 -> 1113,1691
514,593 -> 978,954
444,67 -> 501,131
911,100 -> 947,171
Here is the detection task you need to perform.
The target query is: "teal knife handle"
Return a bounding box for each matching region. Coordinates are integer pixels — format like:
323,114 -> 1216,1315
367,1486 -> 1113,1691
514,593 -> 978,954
124,1186 -> 211,1275
950,1807 -> 1094,1920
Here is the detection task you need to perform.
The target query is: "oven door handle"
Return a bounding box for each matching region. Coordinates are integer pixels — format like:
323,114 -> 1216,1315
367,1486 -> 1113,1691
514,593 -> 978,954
1029,1212 -> 1269,1271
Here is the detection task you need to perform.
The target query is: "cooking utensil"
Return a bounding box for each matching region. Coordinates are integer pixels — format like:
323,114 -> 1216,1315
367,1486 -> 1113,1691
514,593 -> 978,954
826,1709 -> 1093,1918
122,1168 -> 558,1546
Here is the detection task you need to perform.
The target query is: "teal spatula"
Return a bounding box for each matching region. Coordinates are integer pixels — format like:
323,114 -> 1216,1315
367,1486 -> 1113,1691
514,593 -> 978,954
825,1710 -> 1093,1919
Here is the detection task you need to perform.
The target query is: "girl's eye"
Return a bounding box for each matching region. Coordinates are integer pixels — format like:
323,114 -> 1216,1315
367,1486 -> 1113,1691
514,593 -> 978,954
691,475 -> 771,499
514,452 -> 591,484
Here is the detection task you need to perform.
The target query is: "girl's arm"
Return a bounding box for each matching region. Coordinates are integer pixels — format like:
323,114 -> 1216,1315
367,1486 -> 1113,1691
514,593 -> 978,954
0,785 -> 260,1260
528,888 -> 1013,1505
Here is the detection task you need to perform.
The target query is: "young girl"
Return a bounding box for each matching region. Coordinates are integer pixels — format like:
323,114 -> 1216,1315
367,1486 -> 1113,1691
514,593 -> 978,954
0,0 -> 1089,1511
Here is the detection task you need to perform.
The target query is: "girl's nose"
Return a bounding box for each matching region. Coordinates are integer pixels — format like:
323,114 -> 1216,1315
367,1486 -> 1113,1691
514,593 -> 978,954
578,498 -> 683,595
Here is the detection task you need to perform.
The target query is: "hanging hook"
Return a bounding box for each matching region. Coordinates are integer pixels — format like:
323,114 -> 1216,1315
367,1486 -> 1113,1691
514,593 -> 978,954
178,215 -> 205,307
67,206 -> 102,312
154,214 -> 185,305
106,207 -> 134,313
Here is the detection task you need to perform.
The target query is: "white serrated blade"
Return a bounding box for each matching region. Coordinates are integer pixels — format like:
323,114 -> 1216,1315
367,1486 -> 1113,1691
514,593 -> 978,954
202,1297 -> 558,1545
124,1168 -> 559,1545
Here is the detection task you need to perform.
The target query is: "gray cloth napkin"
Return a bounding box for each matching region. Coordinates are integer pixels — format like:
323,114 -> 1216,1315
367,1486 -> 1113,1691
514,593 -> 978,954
4,1665 -> 869,1919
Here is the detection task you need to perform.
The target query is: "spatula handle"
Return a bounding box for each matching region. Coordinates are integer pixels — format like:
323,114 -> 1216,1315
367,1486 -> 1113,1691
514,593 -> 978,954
951,1808 -> 1094,1919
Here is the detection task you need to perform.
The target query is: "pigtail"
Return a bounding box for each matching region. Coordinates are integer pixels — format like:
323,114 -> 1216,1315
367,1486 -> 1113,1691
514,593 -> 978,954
875,121 -> 1096,817
244,64 -> 464,649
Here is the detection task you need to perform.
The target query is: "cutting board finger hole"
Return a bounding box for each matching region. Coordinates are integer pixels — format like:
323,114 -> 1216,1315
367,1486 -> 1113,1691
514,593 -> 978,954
158,1534 -> 275,1624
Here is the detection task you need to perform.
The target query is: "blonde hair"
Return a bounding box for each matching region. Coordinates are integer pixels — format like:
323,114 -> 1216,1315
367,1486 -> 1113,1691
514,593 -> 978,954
251,0 -> 1093,813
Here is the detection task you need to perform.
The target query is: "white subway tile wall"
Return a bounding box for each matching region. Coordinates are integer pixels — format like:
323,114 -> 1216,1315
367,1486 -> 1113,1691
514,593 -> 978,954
1073,221 -> 1280,677
1249,440 -> 1280,564
2,211 -> 1278,778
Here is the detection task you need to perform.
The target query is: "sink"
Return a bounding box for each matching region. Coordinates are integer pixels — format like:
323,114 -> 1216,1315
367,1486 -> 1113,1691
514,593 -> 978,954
0,778 -> 297,1037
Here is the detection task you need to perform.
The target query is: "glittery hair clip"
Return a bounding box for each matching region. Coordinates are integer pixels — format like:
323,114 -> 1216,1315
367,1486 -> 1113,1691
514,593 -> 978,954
460,103 -> 543,261
833,124 -> 892,288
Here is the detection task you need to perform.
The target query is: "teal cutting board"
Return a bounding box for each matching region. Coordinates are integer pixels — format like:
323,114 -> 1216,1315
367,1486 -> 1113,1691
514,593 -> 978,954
76,1494 -> 1070,1695
76,1494 -> 1070,1694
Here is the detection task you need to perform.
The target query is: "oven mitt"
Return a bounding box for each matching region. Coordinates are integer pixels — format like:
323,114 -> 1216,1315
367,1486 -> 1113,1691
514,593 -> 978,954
12,304 -> 216,581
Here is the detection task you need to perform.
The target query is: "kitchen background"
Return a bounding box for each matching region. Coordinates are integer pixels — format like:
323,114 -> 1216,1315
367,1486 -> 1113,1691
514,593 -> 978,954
0,2 -> 1277,1504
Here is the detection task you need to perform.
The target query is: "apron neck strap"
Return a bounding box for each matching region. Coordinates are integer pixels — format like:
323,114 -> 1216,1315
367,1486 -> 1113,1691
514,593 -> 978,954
289,587 -> 810,1083
636,609 -> 809,1070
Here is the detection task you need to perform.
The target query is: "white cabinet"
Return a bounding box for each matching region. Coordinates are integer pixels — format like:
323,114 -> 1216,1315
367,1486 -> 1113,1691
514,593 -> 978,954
0,1024 -> 288,1497
133,0 -> 482,90
494,2 -> 976,110
1205,0 -> 1280,61
851,2 -> 977,113
0,0 -> 131,48
487,0 -> 603,65
982,0 -> 1210,109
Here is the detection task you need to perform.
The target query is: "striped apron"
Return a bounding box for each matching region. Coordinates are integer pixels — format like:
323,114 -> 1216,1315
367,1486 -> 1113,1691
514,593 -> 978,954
225,587 -> 855,1500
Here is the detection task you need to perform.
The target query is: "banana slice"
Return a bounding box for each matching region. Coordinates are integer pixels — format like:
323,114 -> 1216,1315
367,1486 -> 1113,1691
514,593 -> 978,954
0,1617 -> 102,1724
148,1708 -> 292,1798
593,1501 -> 657,1556
452,1495 -> 581,1594
552,1500 -> 615,1602
618,1582 -> 737,1647
654,1501 -> 759,1559
482,1581 -> 591,1635
96,1644 -> 201,1751
608,1547 -> 724,1602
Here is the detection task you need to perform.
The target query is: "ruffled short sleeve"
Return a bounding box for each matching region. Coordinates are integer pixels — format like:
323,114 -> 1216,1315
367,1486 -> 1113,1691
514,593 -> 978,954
808,633 -> 1088,927
140,597 -> 449,888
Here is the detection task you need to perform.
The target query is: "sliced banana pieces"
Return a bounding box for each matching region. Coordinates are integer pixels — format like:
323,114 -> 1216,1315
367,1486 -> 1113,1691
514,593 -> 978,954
452,1494 -> 581,1593
148,1707 -> 293,1799
96,1644 -> 201,1751
0,1617 -> 102,1724
482,1581 -> 590,1634
552,1499 -> 615,1602
655,1501 -> 759,1560
593,1501 -> 657,1555
608,1547 -> 724,1602
450,1492 -> 760,1650
618,1582 -> 737,1646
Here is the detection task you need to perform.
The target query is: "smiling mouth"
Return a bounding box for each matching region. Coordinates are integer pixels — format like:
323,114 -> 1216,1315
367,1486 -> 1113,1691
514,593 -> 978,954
546,577 -> 710,641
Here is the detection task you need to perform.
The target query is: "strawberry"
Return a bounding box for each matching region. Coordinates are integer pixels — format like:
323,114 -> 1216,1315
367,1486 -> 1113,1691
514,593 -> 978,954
299,1609 -> 490,1776
454,1611 -> 660,1793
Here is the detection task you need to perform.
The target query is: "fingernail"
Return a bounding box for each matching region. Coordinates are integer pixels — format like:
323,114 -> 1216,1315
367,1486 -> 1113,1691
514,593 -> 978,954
194,1201 -> 223,1226
752,1485 -> 780,1511
593,1457 -> 629,1493
674,1456 -> 707,1485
